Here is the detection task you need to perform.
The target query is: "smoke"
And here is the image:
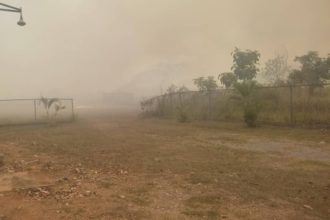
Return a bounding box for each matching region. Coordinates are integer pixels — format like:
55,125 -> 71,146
0,0 -> 329,103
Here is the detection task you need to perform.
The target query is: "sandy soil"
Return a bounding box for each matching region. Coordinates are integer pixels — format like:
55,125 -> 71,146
0,111 -> 329,220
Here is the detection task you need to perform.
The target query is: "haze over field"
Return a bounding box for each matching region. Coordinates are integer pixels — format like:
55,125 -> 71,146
1,2 -> 330,219
1,0 -> 329,102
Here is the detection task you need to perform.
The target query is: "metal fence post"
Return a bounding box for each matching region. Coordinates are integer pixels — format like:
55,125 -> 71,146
34,99 -> 37,121
208,91 -> 211,119
290,85 -> 293,125
179,92 -> 182,107
169,94 -> 173,114
71,99 -> 75,121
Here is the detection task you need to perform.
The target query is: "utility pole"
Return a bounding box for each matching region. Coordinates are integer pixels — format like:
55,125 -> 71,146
0,2 -> 26,26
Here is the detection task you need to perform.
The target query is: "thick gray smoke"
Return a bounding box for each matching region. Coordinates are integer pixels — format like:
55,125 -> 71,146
0,0 -> 329,105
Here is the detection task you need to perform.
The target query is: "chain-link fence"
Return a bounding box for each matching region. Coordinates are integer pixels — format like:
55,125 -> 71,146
141,84 -> 330,127
0,98 -> 74,126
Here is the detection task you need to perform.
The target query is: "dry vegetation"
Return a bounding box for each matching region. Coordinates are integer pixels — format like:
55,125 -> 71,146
0,110 -> 329,219
142,85 -> 330,126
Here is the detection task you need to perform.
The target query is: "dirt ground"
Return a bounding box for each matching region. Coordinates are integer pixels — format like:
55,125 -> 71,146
0,110 -> 329,220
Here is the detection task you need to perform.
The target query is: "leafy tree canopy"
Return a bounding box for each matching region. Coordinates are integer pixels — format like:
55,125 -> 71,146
193,76 -> 218,92
289,51 -> 330,85
231,48 -> 260,81
218,72 -> 237,88
233,80 -> 258,99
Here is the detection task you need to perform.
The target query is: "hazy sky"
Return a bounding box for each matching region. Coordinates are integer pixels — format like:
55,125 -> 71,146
0,0 -> 329,99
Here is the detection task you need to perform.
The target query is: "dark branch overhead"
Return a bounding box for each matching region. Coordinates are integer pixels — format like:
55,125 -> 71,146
0,3 -> 21,13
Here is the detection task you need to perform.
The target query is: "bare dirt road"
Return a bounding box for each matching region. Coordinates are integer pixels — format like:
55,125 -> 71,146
0,111 -> 329,219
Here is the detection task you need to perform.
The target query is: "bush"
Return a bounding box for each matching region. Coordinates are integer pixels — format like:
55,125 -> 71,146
244,104 -> 258,127
233,81 -> 260,128
176,106 -> 189,123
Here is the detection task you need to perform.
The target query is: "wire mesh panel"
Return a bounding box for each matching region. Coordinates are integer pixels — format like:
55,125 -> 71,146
187,92 -> 209,120
0,98 -> 74,125
141,83 -> 330,127
255,87 -> 292,124
292,85 -> 330,126
210,89 -> 241,121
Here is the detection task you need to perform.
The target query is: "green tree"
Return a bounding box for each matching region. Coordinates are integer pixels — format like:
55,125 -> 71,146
288,52 -> 330,94
193,76 -> 218,92
233,80 -> 260,127
289,51 -> 330,85
218,48 -> 261,127
231,48 -> 260,81
218,72 -> 237,88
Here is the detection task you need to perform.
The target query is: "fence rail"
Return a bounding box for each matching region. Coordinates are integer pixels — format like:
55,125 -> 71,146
141,83 -> 330,127
0,98 -> 75,126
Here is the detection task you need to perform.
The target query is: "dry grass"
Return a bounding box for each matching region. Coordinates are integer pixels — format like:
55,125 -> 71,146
0,110 -> 329,219
143,85 -> 330,126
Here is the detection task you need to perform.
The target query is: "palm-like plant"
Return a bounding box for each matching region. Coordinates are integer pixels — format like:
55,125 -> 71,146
234,80 -> 258,98
39,96 -> 66,120
233,80 -> 260,127
54,101 -> 66,117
